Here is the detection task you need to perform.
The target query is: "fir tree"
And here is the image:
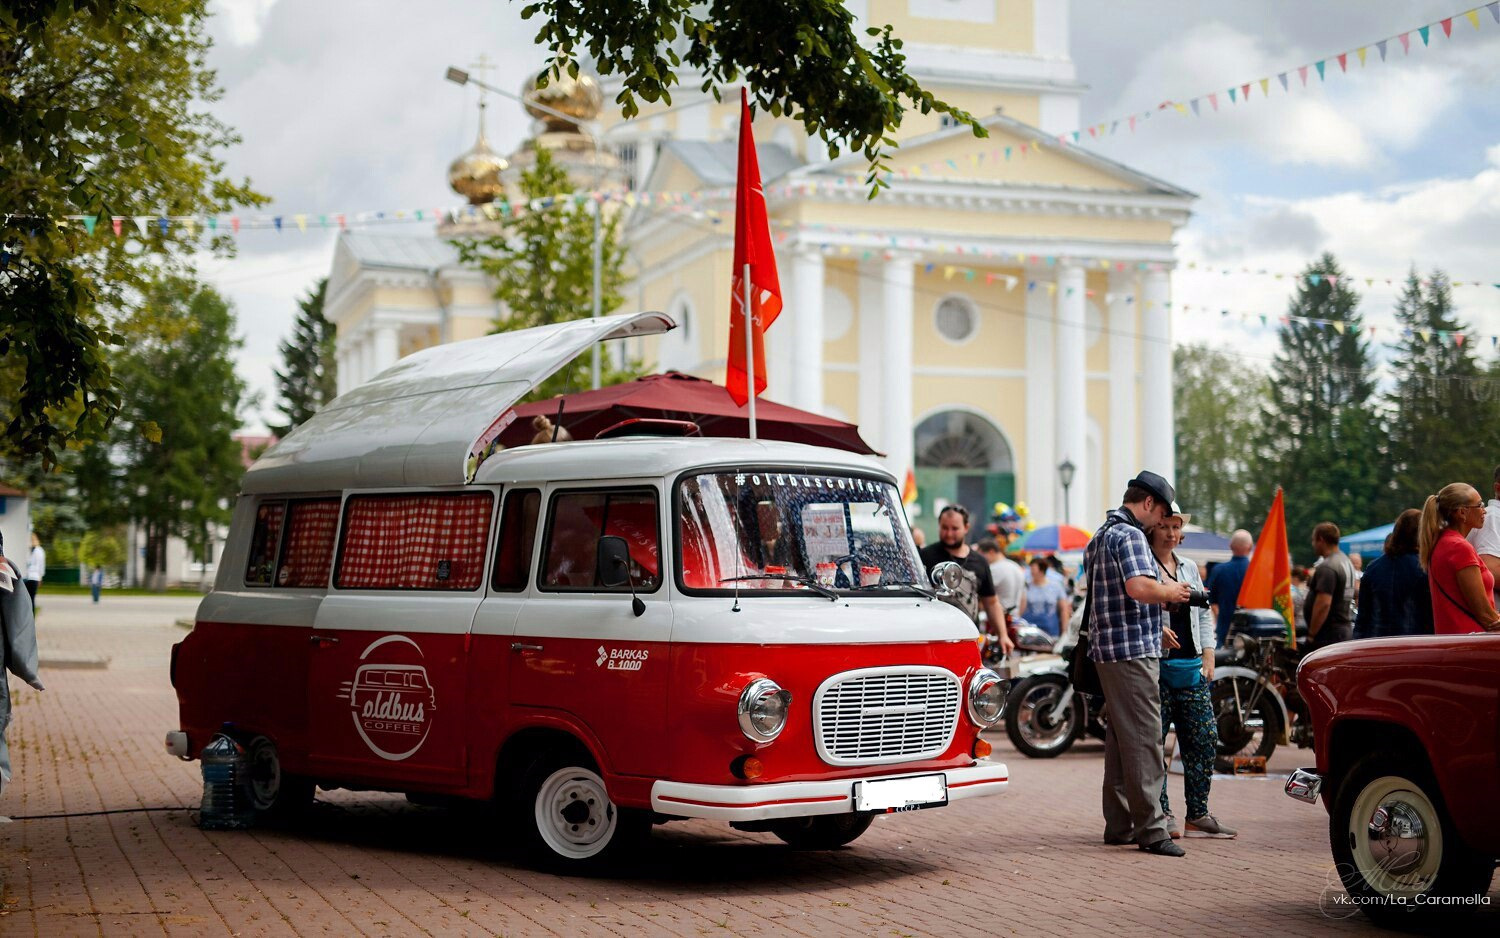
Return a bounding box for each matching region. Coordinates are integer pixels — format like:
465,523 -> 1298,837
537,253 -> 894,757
1382,269 -> 1498,518
1255,253 -> 1386,562
270,278 -> 336,436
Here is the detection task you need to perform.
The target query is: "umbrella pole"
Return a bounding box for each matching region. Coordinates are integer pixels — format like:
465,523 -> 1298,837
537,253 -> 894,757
744,261 -> 757,440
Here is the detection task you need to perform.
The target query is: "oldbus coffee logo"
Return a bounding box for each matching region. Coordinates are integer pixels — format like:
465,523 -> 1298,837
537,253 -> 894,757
338,635 -> 437,761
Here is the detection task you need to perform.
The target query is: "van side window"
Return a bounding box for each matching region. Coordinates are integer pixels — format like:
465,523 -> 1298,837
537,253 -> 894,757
276,498 -> 341,588
245,501 -> 286,586
335,492 -> 494,591
541,490 -> 660,592
492,488 -> 540,591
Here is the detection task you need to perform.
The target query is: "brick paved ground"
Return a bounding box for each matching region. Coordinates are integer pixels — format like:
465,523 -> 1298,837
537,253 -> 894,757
2,595 -> 1494,936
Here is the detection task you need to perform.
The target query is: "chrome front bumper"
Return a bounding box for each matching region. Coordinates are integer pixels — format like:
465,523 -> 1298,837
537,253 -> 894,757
651,760 -> 1009,822
1284,766 -> 1322,804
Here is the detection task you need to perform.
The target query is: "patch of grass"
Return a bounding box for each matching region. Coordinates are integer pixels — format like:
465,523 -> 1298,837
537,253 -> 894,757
39,584 -> 208,598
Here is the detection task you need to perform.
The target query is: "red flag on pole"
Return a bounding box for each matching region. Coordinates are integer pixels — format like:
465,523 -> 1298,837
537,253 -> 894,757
1240,487 -> 1296,647
726,87 -> 783,407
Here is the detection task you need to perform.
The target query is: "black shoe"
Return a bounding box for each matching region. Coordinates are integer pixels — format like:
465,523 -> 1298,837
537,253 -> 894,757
1103,836 -> 1133,846
1139,838 -> 1186,857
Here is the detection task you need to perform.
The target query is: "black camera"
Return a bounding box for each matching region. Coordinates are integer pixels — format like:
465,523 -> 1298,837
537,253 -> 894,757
1185,588 -> 1211,609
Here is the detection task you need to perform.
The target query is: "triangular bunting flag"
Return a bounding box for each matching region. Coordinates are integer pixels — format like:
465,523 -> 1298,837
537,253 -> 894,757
1440,17 -> 1452,38
133,216 -> 150,237
1241,82 -> 1252,100
231,217 -> 240,233
1315,60 -> 1326,80
1190,98 -> 1201,115
1456,333 -> 1466,347
1399,32 -> 1412,53
1420,329 -> 1432,341
1298,65 -> 1309,85
1260,77 -> 1271,95
156,216 -> 169,235
1208,92 -> 1218,110
1278,72 -> 1290,91
1309,274 -> 1322,285
1228,88 -> 1238,105
1357,46 -> 1368,65
295,214 -> 308,232
1332,321 -> 1346,335
1337,53 -> 1347,72
273,216 -> 283,232
1419,25 -> 1431,45
82,215 -> 97,236
1489,2 -> 1499,25
1377,39 -> 1389,60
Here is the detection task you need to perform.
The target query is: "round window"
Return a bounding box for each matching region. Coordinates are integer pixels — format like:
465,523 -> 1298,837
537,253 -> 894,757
934,296 -> 978,344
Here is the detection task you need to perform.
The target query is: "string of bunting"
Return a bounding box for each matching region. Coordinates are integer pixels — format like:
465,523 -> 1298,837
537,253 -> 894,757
834,2 -> 1500,185
1181,262 -> 1500,291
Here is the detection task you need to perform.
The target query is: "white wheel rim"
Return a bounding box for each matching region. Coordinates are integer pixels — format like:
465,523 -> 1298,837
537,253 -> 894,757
1017,683 -> 1074,750
535,766 -> 618,860
247,740 -> 280,811
1347,775 -> 1443,898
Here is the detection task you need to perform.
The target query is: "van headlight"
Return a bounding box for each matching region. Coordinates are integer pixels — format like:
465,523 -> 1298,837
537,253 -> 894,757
738,679 -> 792,742
968,669 -> 1006,726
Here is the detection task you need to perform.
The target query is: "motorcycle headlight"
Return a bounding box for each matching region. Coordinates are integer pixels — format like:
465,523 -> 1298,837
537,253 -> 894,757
968,669 -> 1006,726
738,679 -> 792,743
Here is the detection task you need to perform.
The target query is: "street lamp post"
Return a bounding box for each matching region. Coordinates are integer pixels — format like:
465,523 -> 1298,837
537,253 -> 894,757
1058,458 -> 1076,527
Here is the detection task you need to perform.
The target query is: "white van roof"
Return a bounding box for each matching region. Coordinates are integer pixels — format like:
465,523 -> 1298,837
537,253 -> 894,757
243,311 -> 674,494
472,436 -> 893,486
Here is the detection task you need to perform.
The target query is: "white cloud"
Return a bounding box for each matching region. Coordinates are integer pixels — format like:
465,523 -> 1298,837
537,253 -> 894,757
209,0 -> 280,47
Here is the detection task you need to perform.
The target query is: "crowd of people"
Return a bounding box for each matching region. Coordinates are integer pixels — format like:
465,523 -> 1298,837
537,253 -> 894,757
918,465 -> 1500,860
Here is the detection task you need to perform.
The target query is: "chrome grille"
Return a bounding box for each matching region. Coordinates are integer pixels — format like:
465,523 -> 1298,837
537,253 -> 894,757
814,668 -> 961,765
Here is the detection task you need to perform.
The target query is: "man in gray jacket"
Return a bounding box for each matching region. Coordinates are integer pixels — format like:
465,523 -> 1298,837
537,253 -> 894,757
1,533 -> 46,814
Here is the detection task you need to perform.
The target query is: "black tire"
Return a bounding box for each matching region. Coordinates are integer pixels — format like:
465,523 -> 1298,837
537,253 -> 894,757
513,747 -> 649,872
1210,675 -> 1282,773
770,814 -> 875,850
1005,674 -> 1084,758
1328,751 -> 1495,926
244,736 -> 314,823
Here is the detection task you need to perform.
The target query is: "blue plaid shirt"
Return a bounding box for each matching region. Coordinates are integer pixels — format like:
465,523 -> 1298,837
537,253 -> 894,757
1085,507 -> 1163,662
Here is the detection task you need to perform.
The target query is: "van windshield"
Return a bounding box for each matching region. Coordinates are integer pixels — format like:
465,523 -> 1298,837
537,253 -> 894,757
678,470 -> 923,594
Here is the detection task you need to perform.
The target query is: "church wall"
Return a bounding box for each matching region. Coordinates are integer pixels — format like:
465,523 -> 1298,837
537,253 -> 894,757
1085,271 -> 1110,375
870,0 -> 1035,53
1087,376 -> 1113,516
909,270 -> 1027,372
789,200 -> 1175,245
866,129 -> 1153,192
895,88 -> 1041,139
911,374 -> 1025,464
822,368 -> 859,425
822,260 -> 861,366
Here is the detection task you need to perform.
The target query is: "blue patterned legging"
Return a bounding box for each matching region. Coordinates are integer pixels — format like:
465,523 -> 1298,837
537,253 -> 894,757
1159,678 -> 1217,820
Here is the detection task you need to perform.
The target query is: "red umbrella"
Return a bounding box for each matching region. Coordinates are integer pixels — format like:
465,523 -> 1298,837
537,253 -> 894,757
500,372 -> 879,455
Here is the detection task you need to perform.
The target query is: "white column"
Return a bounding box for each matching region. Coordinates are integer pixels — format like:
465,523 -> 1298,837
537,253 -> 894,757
856,259 -> 885,452
1107,269 -> 1138,500
358,331 -> 376,389
880,255 -> 915,484
765,261 -> 795,402
1142,268 -> 1175,484
1055,263 -> 1088,527
1023,272 -> 1056,524
790,248 -> 826,413
373,324 -> 399,378
334,340 -> 351,397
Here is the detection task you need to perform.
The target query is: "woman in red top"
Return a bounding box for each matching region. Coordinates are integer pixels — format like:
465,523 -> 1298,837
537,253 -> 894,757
1418,483 -> 1500,634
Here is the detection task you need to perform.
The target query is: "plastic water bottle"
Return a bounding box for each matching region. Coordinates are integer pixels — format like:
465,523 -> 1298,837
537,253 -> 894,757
199,725 -> 254,830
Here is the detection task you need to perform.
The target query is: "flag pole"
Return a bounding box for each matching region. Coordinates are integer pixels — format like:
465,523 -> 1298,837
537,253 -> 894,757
743,261 -> 757,440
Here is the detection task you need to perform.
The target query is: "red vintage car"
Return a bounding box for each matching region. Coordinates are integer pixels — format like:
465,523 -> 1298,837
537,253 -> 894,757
1286,634 -> 1499,924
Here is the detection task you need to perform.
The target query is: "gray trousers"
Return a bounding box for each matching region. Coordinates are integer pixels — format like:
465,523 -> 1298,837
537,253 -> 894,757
1097,657 -> 1169,845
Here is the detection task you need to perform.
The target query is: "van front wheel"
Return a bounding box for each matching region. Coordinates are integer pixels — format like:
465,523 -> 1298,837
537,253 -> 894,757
516,751 -> 648,870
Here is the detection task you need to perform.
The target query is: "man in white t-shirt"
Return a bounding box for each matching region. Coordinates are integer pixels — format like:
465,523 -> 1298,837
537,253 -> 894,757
1467,463 -> 1500,604
978,538 -> 1025,615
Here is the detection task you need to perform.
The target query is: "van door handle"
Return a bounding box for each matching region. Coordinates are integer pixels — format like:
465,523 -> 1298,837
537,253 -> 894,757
310,634 -> 340,645
511,642 -> 543,652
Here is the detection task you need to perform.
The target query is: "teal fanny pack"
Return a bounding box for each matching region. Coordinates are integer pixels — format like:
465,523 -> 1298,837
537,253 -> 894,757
1161,657 -> 1204,690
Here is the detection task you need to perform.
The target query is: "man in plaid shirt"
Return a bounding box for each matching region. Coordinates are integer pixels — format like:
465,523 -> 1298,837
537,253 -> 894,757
1084,471 -> 1192,857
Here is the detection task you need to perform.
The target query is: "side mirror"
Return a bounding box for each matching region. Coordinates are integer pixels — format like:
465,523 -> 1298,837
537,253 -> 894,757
596,535 -> 646,617
596,535 -> 631,588
931,561 -> 964,593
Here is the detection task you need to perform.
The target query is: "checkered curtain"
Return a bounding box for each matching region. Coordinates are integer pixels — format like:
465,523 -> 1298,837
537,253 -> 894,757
278,499 -> 341,588
244,502 -> 286,585
336,493 -> 493,590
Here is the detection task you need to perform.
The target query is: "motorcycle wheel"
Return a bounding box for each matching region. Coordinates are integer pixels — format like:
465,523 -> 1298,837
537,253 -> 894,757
1004,674 -> 1084,758
1210,675 -> 1282,773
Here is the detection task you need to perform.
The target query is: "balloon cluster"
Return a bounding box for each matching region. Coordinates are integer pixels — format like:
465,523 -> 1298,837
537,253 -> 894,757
990,501 -> 1037,541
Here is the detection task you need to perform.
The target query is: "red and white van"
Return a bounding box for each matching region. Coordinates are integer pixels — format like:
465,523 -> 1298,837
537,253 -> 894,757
168,312 -> 1008,868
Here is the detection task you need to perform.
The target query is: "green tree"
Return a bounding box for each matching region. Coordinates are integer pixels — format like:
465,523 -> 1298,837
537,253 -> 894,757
1174,344 -> 1269,534
1382,270 -> 1500,518
520,0 -> 984,189
79,527 -> 126,570
1255,254 -> 1386,562
454,147 -> 645,401
75,276 -> 246,590
270,278 -> 336,436
0,0 -> 265,463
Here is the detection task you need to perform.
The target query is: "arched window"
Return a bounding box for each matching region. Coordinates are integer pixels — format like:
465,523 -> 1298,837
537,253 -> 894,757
912,409 -> 1016,532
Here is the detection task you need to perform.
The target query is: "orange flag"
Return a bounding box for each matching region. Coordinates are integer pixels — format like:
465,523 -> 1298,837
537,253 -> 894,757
1239,487 -> 1296,646
901,468 -> 918,507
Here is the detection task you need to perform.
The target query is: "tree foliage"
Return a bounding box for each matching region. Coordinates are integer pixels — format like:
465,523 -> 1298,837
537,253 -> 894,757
78,527 -> 126,570
1173,344 -> 1269,535
1253,254 -> 1385,562
270,278 -> 336,436
454,147 -> 644,402
0,0 -> 265,463
519,0 -> 984,191
1380,270 -> 1500,518
74,276 -> 246,589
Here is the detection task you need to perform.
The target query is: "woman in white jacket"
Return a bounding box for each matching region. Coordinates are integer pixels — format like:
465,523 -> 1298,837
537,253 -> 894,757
1149,507 -> 1236,840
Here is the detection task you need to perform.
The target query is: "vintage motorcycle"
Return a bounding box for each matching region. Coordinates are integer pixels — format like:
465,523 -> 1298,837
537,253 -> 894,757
1210,609 -> 1311,773
1002,639 -> 1108,758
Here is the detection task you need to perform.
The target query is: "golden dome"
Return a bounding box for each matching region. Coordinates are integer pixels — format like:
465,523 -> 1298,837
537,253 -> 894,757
523,69 -> 604,129
447,102 -> 508,205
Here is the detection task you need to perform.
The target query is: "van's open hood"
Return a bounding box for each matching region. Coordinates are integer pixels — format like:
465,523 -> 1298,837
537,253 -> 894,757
243,311 -> 674,494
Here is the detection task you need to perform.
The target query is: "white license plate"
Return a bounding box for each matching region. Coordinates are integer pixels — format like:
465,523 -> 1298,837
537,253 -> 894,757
853,773 -> 948,812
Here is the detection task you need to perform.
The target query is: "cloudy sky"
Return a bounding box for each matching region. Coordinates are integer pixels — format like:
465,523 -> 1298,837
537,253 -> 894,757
200,0 -> 1500,428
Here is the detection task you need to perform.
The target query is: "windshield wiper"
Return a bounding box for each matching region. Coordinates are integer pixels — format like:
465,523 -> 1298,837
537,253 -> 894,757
719,574 -> 839,602
849,580 -> 939,600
